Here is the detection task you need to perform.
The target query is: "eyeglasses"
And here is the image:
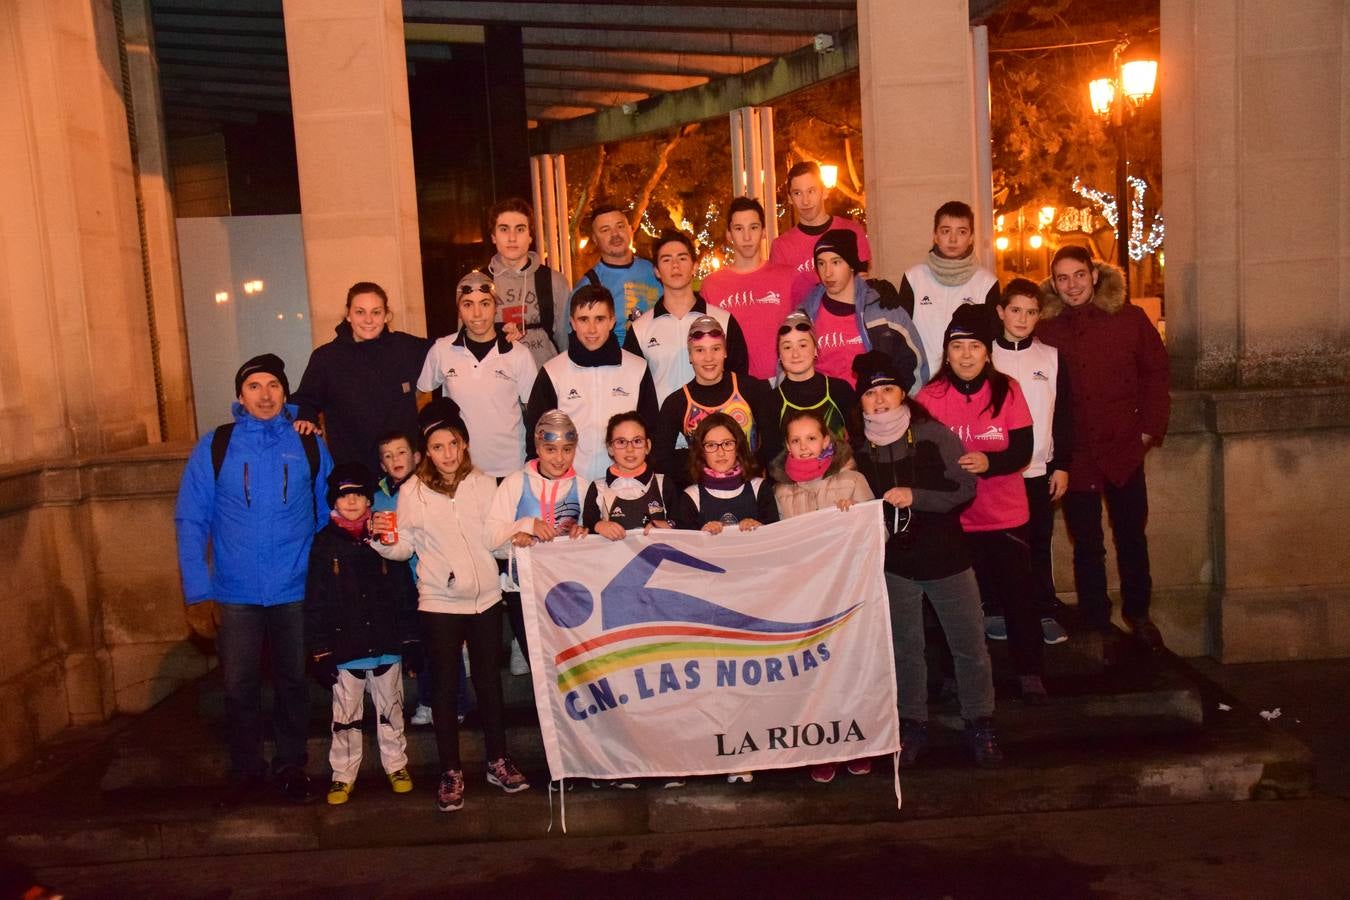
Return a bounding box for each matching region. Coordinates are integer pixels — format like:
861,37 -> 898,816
688,327 -> 724,342
538,431 -> 578,443
459,282 -> 491,295
777,320 -> 813,336
702,439 -> 737,452
609,437 -> 648,449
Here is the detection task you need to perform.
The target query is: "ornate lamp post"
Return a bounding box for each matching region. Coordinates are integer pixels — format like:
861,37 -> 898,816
1089,42 -> 1157,297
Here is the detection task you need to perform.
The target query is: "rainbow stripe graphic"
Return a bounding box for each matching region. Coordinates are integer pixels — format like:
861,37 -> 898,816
553,602 -> 862,692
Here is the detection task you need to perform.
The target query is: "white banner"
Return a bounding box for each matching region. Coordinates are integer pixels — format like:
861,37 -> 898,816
516,500 -> 900,781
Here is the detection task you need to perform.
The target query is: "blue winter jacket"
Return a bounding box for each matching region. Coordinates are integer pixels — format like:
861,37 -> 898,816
175,403 -> 334,606
799,276 -> 930,390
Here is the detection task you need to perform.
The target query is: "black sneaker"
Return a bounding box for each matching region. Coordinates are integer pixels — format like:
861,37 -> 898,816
898,718 -> 929,768
964,717 -> 1005,769
274,765 -> 320,804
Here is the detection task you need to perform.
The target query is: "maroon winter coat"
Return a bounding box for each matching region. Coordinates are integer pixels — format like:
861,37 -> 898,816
1036,264 -> 1170,491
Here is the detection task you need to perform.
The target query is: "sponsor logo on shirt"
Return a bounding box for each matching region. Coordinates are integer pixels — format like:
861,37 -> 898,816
919,295 -> 932,306
1032,370 -> 1049,382
949,423 -> 1007,442
446,367 -> 458,378
816,330 -> 863,350
609,504 -> 626,519
646,336 -> 660,348
566,388 -> 581,400
611,386 -> 631,397
718,290 -> 784,308
494,369 -> 512,380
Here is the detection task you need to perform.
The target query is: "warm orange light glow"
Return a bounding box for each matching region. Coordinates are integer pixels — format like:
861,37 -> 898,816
1029,234 -> 1044,250
1089,78 -> 1115,116
819,164 -> 839,189
1121,59 -> 1158,104
214,291 -> 230,304
995,235 -> 1010,252
1039,206 -> 1057,228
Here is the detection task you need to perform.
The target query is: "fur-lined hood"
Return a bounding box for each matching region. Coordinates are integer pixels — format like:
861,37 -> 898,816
769,438 -> 856,483
1038,261 -> 1126,319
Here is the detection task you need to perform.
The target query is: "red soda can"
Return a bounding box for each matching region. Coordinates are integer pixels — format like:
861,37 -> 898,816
379,511 -> 398,545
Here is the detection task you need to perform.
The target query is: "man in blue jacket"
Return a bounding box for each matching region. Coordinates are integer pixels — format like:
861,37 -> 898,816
175,354 -> 334,805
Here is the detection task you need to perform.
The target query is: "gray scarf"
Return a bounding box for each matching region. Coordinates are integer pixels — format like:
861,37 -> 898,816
927,246 -> 978,287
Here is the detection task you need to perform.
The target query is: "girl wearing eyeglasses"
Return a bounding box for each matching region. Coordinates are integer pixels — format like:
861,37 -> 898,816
850,350 -> 1001,771
774,310 -> 858,444
653,315 -> 782,488
673,412 -> 778,534
583,412 -> 680,539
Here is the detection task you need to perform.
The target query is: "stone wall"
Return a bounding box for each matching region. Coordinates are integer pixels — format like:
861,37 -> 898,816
1054,386 -> 1350,661
0,445 -> 207,773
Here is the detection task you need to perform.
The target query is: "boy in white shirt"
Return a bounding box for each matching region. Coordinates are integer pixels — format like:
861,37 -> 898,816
991,277 -> 1073,645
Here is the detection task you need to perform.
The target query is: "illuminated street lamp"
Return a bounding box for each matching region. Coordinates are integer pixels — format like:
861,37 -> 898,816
818,164 -> 839,190
1089,40 -> 1156,297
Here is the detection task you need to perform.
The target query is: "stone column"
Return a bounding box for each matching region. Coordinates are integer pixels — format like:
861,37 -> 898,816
0,0 -> 161,465
283,0 -> 426,343
856,0 -> 984,276
121,0 -> 197,441
1162,0 -> 1350,388
1159,0 -> 1350,661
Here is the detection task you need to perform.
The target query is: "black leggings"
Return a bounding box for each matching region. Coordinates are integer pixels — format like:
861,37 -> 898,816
967,526 -> 1044,677
421,606 -> 507,770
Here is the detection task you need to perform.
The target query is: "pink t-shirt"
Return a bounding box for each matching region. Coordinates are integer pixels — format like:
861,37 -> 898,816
916,377 -> 1033,532
811,302 -> 865,383
769,216 -> 872,306
701,262 -> 796,380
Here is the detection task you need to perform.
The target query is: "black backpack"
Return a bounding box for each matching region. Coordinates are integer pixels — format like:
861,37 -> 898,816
534,266 -> 555,339
211,423 -> 321,514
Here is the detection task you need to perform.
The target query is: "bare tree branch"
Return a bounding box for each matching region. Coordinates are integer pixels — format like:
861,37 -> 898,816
570,144 -> 607,248
631,124 -> 698,231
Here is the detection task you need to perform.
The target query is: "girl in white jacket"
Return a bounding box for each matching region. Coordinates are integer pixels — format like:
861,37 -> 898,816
374,398 -> 529,812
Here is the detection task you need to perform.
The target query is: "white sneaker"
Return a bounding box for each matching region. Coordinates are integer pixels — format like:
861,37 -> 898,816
409,704 -> 433,726
461,644 -> 471,678
509,639 -> 530,676
726,772 -> 754,784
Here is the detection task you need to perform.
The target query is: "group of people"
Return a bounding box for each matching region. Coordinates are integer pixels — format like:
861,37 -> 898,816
174,161 -> 1170,814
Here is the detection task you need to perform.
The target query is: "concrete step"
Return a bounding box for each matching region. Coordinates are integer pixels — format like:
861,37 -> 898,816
102,647 -> 1204,793
100,642 -> 1202,794
9,706 -> 1311,870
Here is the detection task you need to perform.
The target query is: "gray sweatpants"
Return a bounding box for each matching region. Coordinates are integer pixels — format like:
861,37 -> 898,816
886,569 -> 995,722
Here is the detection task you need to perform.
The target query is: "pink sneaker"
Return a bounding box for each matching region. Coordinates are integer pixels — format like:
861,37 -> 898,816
846,758 -> 873,776
809,763 -> 837,784
485,757 -> 530,794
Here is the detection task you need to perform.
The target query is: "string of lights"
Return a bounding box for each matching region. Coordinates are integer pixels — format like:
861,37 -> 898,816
1071,175 -> 1164,261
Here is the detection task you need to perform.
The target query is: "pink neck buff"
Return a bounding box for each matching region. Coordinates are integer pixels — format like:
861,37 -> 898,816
785,442 -> 835,483
330,508 -> 372,541
701,463 -> 744,491
864,406 -> 911,446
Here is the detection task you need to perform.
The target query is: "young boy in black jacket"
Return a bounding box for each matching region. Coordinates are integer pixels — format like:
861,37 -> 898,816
305,462 -> 420,805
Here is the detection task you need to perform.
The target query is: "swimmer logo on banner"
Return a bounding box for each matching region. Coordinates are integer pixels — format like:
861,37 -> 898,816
515,501 -> 901,781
